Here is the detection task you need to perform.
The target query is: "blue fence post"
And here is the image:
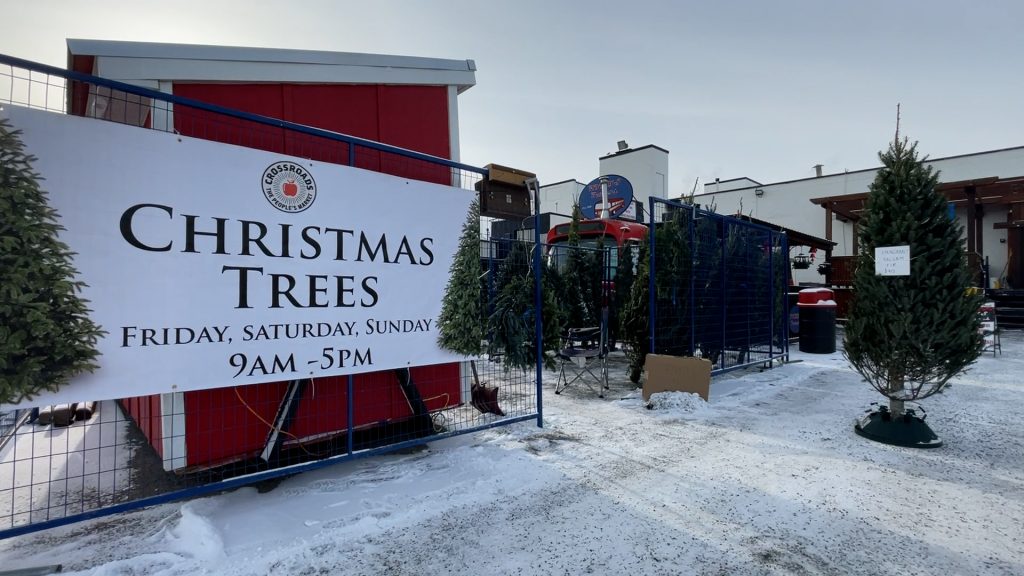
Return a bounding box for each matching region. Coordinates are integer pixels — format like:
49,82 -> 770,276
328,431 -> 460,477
769,232 -> 775,366
533,184 -> 544,429
720,219 -> 728,371
648,198 -> 657,355
689,205 -> 696,357
347,374 -> 354,455
783,234 -> 790,362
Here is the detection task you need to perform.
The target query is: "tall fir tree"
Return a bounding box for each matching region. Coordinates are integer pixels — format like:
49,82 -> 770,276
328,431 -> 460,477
844,138 -> 982,415
437,199 -> 485,356
0,118 -> 103,404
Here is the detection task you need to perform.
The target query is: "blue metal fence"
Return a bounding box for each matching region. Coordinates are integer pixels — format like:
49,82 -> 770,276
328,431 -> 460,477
648,198 -> 789,373
0,54 -> 543,538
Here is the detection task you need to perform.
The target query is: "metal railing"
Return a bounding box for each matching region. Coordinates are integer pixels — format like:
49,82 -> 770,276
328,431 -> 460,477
830,251 -> 986,288
648,198 -> 789,374
0,53 -> 543,538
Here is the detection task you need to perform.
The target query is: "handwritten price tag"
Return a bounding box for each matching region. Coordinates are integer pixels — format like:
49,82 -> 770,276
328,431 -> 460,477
875,246 -> 910,276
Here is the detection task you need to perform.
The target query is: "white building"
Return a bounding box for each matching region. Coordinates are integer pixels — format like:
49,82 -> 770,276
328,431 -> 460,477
538,144 -> 670,221
538,179 -> 585,217
599,144 -> 669,218
696,146 -> 1024,288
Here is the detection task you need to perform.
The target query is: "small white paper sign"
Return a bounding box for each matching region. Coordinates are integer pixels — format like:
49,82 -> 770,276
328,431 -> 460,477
875,245 -> 911,276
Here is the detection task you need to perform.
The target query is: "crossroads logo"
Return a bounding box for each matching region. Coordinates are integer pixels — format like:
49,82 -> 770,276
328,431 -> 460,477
262,161 -> 317,213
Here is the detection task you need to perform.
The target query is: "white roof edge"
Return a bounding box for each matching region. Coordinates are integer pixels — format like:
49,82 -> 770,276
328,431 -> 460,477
67,39 -> 477,91
94,57 -> 473,87
67,39 -> 475,72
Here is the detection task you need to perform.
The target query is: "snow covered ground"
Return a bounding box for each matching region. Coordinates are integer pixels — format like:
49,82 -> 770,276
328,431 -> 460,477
2,332 -> 1022,575
0,402 -> 135,529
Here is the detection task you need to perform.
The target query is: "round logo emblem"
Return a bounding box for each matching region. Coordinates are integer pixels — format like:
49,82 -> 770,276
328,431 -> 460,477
262,162 -> 317,213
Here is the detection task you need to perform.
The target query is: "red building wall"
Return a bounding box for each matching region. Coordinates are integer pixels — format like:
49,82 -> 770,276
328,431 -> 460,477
172,83 -> 450,184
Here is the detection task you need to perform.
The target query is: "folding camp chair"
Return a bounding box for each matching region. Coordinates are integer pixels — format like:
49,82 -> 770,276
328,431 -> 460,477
554,325 -> 610,398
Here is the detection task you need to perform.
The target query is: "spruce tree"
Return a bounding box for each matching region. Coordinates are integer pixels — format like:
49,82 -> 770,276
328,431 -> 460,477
437,199 -> 485,356
844,138 -> 982,415
0,118 -> 103,404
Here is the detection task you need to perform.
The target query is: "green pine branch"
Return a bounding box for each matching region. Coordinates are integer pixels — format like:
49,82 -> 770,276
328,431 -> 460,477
843,138 -> 983,408
1,118 -> 104,405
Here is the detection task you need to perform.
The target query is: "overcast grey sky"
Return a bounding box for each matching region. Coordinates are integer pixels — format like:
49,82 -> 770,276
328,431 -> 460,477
3,0 -> 1022,195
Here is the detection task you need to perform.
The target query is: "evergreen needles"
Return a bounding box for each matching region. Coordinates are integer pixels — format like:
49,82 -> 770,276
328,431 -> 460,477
844,139 -> 982,411
0,118 -> 103,405
437,199 -> 485,356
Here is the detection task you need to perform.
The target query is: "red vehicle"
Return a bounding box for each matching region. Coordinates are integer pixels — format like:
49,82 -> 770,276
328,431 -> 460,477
545,218 -> 648,271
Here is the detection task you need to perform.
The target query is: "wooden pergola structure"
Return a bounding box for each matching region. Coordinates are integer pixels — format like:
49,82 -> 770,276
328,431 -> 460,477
730,213 -> 836,282
810,176 -> 1024,287
730,213 -> 835,252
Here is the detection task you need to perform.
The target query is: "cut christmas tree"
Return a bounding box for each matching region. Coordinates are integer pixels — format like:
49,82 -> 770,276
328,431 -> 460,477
844,138 -> 982,448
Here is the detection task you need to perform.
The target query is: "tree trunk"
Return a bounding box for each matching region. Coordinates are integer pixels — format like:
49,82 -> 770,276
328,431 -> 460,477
888,367 -> 905,416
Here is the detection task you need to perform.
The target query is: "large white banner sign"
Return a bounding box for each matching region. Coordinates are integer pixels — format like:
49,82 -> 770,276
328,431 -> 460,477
2,105 -> 473,407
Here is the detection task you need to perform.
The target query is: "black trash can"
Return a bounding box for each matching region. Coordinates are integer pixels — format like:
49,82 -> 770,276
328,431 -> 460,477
797,288 -> 837,354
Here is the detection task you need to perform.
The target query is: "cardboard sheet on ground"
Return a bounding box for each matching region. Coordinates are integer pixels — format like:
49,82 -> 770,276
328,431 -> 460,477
643,354 -> 712,401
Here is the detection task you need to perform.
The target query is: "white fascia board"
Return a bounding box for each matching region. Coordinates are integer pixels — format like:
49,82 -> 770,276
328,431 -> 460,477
69,39 -> 474,71
70,39 -> 476,90
94,57 -> 476,89
447,85 -> 460,163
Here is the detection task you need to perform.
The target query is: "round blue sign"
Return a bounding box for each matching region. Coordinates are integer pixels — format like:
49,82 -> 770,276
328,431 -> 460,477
578,175 -> 634,219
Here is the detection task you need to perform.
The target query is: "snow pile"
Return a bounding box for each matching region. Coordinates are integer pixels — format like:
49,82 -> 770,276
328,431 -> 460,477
153,502 -> 225,563
646,391 -> 711,415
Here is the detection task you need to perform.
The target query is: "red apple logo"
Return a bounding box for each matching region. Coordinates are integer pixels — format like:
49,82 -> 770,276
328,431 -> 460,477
282,179 -> 299,197
263,162 -> 317,213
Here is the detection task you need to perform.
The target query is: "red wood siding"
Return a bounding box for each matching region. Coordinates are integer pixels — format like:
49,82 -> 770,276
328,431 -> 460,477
377,86 -> 450,184
183,364 -> 461,467
172,84 -> 287,155
286,84 -> 381,171
68,55 -> 95,117
172,83 -> 450,183
377,85 -> 449,157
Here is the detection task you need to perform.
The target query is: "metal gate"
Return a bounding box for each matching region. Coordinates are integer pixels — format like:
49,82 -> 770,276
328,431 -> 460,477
648,197 -> 789,373
0,54 -> 544,538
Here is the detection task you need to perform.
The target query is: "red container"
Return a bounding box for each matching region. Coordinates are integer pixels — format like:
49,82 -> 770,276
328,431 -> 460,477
797,288 -> 837,353
797,288 -> 837,308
